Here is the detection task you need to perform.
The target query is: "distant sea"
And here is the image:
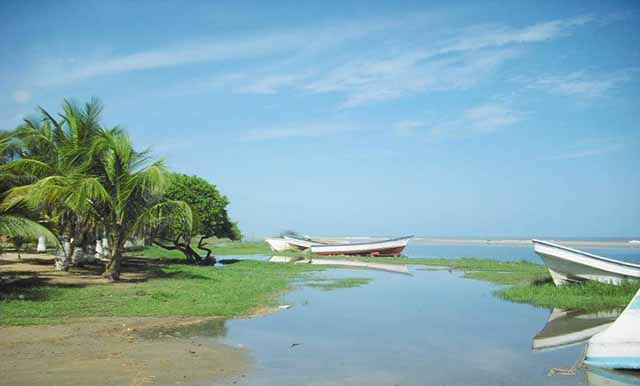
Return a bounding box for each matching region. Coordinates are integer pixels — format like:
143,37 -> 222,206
404,242 -> 640,264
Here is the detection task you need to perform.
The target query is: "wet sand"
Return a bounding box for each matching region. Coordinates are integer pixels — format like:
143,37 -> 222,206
0,316 -> 250,386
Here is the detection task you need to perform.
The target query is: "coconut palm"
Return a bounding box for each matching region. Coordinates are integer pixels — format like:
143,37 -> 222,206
4,99 -> 110,269
91,130 -> 192,279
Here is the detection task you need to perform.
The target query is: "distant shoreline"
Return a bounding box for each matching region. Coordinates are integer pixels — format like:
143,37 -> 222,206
310,236 -> 640,249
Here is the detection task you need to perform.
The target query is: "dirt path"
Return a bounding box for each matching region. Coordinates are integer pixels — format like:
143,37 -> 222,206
0,316 -> 251,386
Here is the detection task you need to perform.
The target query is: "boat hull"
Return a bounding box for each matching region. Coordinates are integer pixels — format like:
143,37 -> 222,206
265,238 -> 291,252
310,236 -> 412,256
585,289 -> 640,370
532,240 -> 640,286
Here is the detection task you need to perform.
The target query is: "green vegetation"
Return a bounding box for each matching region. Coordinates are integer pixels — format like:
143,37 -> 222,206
0,99 -> 241,279
0,260 -> 320,326
305,277 -> 372,291
140,240 -> 271,259
152,173 -> 242,262
497,280 -> 640,310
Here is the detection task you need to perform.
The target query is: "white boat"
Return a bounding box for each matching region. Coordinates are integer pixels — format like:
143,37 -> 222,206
532,239 -> 640,286
532,308 -> 620,351
310,236 -> 413,256
283,234 -> 326,249
265,238 -> 292,252
585,288 -> 640,370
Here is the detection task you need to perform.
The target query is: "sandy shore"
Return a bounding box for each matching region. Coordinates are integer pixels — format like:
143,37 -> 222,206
0,316 -> 250,386
311,237 -> 640,249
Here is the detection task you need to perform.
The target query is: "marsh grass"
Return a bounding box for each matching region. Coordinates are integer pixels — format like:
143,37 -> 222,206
496,279 -> 640,310
305,277 -> 372,291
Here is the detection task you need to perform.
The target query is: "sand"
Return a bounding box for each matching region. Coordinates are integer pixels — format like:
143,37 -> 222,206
0,316 -> 250,386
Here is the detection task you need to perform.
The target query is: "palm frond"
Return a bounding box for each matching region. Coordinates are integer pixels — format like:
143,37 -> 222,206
0,214 -> 59,245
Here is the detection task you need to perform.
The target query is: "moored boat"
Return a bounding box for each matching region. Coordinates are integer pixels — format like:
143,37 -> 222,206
310,236 -> 413,256
532,239 -> 640,286
585,288 -> 640,370
265,238 -> 292,252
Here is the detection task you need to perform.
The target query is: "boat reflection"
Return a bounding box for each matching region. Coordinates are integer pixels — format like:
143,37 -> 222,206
586,368 -> 640,386
532,308 -> 621,351
269,256 -> 411,274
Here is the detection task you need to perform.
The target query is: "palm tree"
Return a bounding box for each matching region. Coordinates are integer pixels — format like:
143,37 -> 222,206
5,99 -> 109,269
92,130 -> 192,279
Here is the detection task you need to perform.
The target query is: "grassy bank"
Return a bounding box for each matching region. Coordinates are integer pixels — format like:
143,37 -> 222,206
140,240 -> 272,259
496,280 -> 640,310
0,260 -> 320,326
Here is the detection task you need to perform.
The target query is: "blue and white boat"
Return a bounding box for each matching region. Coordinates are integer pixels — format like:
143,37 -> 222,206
585,288 -> 640,370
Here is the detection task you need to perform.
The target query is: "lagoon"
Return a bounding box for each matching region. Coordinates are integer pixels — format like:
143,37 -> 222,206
156,262 -> 636,385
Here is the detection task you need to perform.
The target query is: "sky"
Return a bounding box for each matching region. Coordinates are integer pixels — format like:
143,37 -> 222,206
1,0 -> 639,239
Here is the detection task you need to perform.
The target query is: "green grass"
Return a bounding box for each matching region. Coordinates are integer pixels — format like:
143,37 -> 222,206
0,260 -> 320,326
496,280 -> 640,310
463,271 -> 551,285
139,241 -> 272,259
305,277 -> 372,291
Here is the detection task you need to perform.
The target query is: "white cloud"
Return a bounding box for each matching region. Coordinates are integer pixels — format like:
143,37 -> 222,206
395,102 -> 520,138
527,69 -> 639,98
36,16 -> 413,86
12,90 -> 31,104
440,15 -> 593,54
306,49 -> 521,107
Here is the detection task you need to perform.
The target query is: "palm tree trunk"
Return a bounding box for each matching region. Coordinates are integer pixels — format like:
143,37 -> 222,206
104,251 -> 120,280
54,237 -> 71,271
103,230 -> 124,280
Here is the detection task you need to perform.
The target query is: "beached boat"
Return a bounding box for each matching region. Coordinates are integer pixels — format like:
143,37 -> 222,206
532,308 -> 620,351
265,238 -> 292,252
585,288 -> 640,370
532,239 -> 640,286
283,234 -> 326,249
310,236 -> 413,256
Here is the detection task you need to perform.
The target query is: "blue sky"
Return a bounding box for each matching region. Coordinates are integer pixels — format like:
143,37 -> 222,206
1,0 -> 639,238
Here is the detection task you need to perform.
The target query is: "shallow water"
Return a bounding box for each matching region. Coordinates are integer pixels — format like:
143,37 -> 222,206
165,265 -> 639,386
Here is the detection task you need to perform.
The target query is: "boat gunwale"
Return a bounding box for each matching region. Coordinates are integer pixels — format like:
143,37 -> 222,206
282,235 -> 328,246
532,239 -> 640,269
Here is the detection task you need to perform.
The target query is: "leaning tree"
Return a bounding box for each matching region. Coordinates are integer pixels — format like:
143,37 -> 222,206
150,173 -> 241,264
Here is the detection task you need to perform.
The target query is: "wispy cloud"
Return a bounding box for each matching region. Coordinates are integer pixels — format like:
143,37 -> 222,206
526,69 -> 639,98
394,102 -> 521,138
548,139 -> 625,159
207,14 -> 597,107
240,123 -> 356,141
440,15 -> 594,54
34,16 -> 419,87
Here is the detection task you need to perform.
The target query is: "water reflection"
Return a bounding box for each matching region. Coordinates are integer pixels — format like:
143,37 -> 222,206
586,368 -> 640,386
137,318 -> 227,339
532,308 -> 621,351
269,255 -> 411,274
